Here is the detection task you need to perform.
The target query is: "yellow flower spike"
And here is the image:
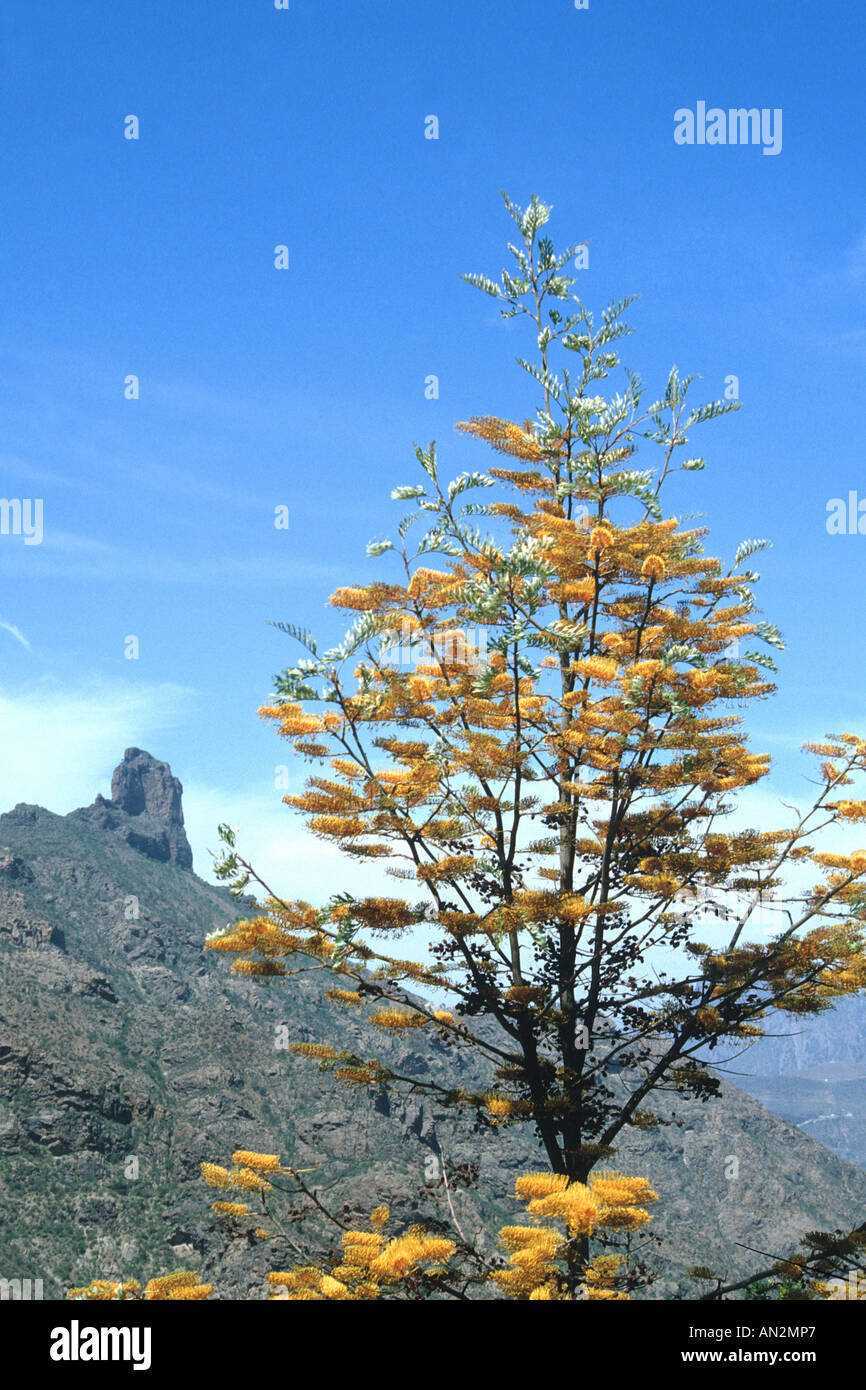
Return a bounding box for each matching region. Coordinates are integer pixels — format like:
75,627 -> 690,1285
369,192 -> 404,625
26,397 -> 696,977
320,1275 -> 350,1299
527,1187 -> 601,1236
571,655 -> 619,683
334,1065 -> 381,1085
343,1229 -> 383,1247
232,1166 -> 273,1193
231,1150 -> 281,1172
370,1233 -> 456,1281
144,1271 -> 206,1300
590,526 -> 614,551
200,1162 -> 233,1189
596,1205 -> 652,1231
231,959 -> 286,978
588,1172 -> 659,1208
370,1007 -> 429,1031
514,1172 -> 570,1201
327,989 -> 364,1006
499,1225 -> 560,1253
212,1201 -> 248,1217
641,554 -> 666,582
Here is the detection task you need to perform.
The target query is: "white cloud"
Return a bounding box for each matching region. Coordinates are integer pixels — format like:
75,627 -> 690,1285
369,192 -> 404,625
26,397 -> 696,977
182,783 -> 401,905
0,678 -> 193,815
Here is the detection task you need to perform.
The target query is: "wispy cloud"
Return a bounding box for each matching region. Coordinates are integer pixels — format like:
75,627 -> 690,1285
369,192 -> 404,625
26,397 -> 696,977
0,530 -> 342,586
0,452 -> 80,490
0,619 -> 30,650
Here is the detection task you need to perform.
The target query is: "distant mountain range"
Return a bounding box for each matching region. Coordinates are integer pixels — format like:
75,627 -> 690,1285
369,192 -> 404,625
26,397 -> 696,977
722,998 -> 866,1170
2,750 -> 865,1298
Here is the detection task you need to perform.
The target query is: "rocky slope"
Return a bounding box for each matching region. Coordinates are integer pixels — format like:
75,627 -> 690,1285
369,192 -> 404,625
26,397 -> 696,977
1,751 -> 865,1299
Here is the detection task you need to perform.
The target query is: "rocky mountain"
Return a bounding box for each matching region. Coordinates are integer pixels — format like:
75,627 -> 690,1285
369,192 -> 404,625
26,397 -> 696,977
724,999 -> 866,1170
72,746 -> 193,870
2,751 -> 866,1299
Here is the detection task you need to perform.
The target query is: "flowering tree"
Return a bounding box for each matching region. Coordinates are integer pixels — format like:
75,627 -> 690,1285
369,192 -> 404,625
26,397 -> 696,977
204,194 -> 866,1299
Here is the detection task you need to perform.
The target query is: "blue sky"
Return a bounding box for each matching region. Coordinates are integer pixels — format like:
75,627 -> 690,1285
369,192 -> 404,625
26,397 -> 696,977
1,0 -> 865,900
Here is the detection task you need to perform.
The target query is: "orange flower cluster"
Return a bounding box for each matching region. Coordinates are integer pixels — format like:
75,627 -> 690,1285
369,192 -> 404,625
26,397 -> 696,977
265,1212 -> 456,1301
491,1169 -> 658,1299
